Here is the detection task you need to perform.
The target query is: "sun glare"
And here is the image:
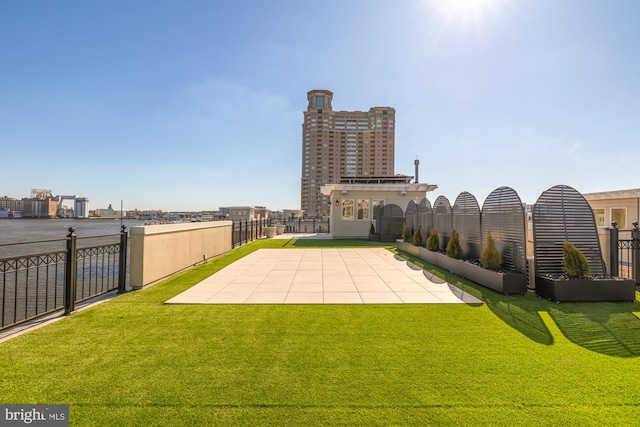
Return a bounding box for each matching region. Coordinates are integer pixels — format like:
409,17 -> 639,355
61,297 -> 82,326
414,0 -> 512,53
438,0 -> 503,26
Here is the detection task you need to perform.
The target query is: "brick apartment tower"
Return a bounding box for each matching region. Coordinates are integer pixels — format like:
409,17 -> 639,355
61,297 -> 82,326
301,90 -> 396,218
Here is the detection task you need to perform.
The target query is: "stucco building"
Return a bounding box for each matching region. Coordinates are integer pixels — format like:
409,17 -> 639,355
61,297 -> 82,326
321,176 -> 437,238
584,188 -> 640,230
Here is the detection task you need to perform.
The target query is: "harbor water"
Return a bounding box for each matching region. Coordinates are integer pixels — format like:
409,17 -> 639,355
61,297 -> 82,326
0,218 -> 144,258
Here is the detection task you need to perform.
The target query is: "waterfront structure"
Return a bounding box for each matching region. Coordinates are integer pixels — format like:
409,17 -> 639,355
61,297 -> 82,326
321,176 -> 437,238
22,197 -> 58,219
301,90 -> 396,219
0,196 -> 23,217
584,188 -> 640,229
2,190 -> 89,219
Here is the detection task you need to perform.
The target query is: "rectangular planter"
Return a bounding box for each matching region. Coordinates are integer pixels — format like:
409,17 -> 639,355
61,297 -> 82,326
418,247 -> 440,266
437,252 -> 459,274
535,277 -> 636,302
399,242 -> 528,295
452,260 -> 528,295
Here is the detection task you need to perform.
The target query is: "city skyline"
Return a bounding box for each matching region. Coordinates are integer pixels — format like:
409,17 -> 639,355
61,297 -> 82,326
2,1 -> 639,212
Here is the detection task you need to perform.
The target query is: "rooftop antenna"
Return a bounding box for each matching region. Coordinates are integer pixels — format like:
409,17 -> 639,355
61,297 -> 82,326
414,157 -> 419,184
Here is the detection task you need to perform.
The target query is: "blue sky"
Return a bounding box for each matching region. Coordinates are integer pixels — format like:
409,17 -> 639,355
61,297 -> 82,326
1,0 -> 638,212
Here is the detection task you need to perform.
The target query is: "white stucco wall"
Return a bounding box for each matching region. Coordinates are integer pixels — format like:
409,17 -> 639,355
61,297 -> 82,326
322,184 -> 436,238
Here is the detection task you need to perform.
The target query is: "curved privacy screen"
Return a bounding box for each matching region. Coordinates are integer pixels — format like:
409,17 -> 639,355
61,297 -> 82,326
379,204 -> 405,238
453,191 -> 481,259
433,196 -> 453,251
533,185 -> 605,276
405,200 -> 418,234
417,198 -> 433,245
481,186 -> 527,273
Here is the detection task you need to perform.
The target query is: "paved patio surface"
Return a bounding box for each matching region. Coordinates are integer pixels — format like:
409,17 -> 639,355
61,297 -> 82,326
166,248 -> 483,305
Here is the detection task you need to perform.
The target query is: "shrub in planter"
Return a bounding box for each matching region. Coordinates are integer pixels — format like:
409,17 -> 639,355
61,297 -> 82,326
563,240 -> 590,278
388,223 -> 397,237
446,229 -> 463,259
402,222 -> 411,242
479,231 -> 501,270
412,224 -> 423,246
426,229 -> 439,252
368,222 -> 380,241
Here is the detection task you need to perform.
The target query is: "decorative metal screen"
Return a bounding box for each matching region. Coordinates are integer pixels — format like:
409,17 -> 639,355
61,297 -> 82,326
433,196 -> 453,251
417,198 -> 433,245
379,204 -> 405,239
453,192 -> 481,259
533,185 -> 605,276
481,186 -> 527,273
405,200 -> 418,235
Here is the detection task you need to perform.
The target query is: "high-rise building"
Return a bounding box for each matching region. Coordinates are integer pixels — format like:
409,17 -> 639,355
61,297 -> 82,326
301,90 -> 395,218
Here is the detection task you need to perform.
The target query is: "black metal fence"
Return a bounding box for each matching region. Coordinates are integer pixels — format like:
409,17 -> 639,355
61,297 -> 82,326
610,224 -> 640,285
281,218 -> 329,234
231,218 -> 330,248
232,219 -> 271,248
0,226 -> 128,331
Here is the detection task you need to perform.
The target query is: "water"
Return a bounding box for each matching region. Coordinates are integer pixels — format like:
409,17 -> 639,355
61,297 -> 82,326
0,218 -> 144,328
0,219 -> 144,258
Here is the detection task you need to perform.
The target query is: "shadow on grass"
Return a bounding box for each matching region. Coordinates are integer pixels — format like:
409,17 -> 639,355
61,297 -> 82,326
166,240 -> 640,358
546,301 -> 640,357
394,248 -> 640,357
392,248 -> 553,345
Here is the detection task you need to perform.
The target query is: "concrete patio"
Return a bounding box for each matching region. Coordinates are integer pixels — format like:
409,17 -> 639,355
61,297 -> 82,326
166,247 -> 482,305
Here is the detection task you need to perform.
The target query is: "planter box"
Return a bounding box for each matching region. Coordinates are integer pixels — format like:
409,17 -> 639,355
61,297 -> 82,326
264,226 -> 276,238
535,277 -> 636,302
368,233 -> 380,241
406,243 -> 420,257
275,225 -> 285,235
418,247 -> 440,266
396,241 -> 408,252
397,241 -> 421,257
452,260 -> 527,295
437,253 -> 459,274
398,242 -> 527,295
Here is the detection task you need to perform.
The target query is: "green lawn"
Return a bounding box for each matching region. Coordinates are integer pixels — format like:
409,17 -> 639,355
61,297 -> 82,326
1,238 -> 639,426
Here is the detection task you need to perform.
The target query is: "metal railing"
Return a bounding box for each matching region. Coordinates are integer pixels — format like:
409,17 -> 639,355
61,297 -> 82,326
0,226 -> 128,331
232,219 -> 271,248
610,223 -> 640,285
231,218 -> 330,248
280,218 -> 329,234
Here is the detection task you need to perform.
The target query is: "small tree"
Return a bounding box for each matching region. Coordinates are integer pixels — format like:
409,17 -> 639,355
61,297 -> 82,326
426,229 -> 439,252
479,231 -> 501,270
402,222 -> 411,242
388,223 -> 397,237
369,223 -> 375,234
412,224 -> 423,246
563,241 -> 590,278
446,229 -> 463,259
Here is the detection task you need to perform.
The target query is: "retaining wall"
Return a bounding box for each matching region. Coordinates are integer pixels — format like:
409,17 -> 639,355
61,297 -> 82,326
130,221 -> 232,289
